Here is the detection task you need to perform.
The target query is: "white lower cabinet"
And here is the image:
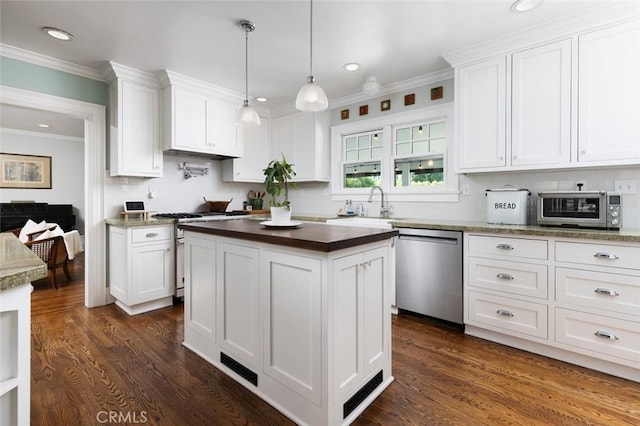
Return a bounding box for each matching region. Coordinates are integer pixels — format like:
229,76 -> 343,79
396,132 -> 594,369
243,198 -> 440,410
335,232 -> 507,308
464,233 -> 640,382
108,225 -> 174,315
183,231 -> 393,425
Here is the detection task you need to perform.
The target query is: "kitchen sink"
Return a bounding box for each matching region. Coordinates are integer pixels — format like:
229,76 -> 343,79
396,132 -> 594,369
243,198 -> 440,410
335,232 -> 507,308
325,217 -> 394,229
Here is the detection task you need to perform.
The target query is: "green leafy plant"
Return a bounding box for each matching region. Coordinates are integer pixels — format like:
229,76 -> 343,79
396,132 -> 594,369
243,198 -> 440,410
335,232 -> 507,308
263,154 -> 297,208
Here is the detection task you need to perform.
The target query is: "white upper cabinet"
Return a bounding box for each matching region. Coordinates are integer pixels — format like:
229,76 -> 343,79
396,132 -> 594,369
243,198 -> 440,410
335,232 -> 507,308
511,39 -> 572,167
159,70 -> 243,158
452,16 -> 640,173
578,19 -> 640,164
456,39 -> 571,172
222,116 -> 271,182
270,111 -> 330,182
456,56 -> 507,170
103,62 -> 162,177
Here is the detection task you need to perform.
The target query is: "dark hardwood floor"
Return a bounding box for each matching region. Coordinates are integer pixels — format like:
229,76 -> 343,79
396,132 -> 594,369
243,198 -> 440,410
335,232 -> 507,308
31,254 -> 640,425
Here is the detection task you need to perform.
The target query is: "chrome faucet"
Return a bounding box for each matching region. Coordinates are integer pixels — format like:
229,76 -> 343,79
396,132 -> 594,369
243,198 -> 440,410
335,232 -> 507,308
368,186 -> 390,218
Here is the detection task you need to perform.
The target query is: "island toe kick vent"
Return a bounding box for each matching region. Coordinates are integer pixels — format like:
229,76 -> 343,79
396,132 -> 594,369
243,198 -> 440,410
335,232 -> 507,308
220,352 -> 258,386
343,370 -> 383,419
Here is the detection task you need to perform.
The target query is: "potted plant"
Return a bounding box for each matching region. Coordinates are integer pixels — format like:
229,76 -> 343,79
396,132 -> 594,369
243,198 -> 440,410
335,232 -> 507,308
263,154 -> 296,224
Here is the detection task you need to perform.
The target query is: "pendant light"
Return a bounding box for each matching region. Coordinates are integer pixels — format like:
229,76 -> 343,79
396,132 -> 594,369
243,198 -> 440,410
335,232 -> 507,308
295,0 -> 328,112
236,20 -> 261,127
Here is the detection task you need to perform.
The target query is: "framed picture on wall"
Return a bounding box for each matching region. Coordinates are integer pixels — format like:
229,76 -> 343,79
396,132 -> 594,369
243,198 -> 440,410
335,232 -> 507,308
0,153 -> 52,189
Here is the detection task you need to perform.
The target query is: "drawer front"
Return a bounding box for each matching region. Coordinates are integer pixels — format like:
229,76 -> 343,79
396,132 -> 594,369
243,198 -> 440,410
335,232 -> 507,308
468,257 -> 548,299
132,226 -> 172,243
468,235 -> 547,260
556,241 -> 640,271
555,308 -> 640,364
467,291 -> 548,339
556,267 -> 640,316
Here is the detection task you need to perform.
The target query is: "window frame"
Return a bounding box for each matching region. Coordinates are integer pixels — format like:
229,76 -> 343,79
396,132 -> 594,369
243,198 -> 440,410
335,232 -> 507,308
331,103 -> 459,203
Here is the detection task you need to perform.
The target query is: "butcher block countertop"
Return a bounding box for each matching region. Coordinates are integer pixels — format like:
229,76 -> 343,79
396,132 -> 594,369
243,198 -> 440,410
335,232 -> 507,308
179,219 -> 398,252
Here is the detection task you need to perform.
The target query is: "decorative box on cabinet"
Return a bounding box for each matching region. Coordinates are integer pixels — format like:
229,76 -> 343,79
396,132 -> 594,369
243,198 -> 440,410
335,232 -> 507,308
222,117 -> 270,182
102,61 -> 162,177
108,224 -> 174,315
159,70 -> 243,159
270,111 -> 330,182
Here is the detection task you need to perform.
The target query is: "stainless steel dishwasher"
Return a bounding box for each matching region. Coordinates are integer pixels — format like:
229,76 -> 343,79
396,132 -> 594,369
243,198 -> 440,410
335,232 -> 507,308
396,228 -> 463,324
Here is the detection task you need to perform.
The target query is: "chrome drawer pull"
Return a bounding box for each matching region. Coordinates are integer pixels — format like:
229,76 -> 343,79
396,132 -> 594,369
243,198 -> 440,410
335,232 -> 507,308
594,331 -> 619,341
496,273 -> 514,280
496,244 -> 514,250
146,232 -> 159,238
593,252 -> 619,260
594,288 -> 619,297
496,309 -> 514,317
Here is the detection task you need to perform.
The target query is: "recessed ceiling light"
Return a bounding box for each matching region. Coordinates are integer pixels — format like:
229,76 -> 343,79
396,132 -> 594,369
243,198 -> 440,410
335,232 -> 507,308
511,0 -> 542,13
38,124 -> 51,128
255,97 -> 268,103
343,63 -> 360,72
42,27 -> 75,41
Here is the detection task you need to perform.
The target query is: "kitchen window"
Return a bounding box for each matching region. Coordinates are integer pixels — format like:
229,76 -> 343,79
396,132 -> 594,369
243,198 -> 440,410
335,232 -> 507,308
331,103 -> 458,203
342,130 -> 383,188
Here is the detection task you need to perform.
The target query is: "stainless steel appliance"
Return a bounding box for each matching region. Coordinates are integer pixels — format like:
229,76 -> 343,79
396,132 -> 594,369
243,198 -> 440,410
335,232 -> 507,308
153,212 -> 250,298
537,191 -> 621,229
396,228 -> 463,325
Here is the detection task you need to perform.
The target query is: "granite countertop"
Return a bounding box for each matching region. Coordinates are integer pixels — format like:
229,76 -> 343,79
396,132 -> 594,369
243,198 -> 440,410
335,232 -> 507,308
180,220 -> 398,252
0,233 -> 47,291
389,218 -> 640,243
105,218 -> 176,227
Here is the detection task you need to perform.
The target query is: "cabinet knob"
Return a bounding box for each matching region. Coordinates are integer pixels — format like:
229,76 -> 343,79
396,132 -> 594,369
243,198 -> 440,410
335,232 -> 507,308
146,232 -> 159,238
496,309 -> 514,317
496,273 -> 514,280
594,287 -> 619,296
496,243 -> 514,250
593,252 -> 618,260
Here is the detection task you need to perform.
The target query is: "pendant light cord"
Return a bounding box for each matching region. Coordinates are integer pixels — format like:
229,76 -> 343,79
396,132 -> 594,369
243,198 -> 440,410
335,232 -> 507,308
309,0 -> 314,77
245,27 -> 249,102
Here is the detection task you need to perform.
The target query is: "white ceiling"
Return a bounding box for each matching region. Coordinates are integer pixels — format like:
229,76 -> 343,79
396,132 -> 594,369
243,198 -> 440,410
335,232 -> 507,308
0,0 -> 632,137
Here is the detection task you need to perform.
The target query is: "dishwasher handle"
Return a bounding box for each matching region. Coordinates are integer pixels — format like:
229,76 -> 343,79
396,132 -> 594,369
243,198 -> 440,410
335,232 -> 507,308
398,234 -> 460,245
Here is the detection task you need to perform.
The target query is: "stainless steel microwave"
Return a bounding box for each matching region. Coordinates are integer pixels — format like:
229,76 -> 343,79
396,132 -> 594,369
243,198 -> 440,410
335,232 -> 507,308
537,191 -> 622,229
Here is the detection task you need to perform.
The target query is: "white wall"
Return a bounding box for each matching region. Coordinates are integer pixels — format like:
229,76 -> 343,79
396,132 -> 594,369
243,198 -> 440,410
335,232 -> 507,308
290,166 -> 640,229
0,128 -> 86,233
103,153 -> 260,217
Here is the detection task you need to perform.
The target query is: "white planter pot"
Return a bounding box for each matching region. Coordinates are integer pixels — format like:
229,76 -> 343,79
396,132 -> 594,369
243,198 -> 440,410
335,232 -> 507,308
270,206 -> 292,225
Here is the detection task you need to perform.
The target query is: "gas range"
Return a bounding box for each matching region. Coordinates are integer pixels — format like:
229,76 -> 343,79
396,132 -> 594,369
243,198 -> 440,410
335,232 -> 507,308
154,211 -> 250,223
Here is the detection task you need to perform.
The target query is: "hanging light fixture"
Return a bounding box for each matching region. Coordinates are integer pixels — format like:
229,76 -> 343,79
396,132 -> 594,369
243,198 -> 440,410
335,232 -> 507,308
295,0 -> 328,112
236,20 -> 261,127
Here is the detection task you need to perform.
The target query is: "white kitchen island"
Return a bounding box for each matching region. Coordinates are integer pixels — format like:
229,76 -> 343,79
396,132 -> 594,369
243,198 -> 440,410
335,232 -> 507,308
180,220 -> 398,425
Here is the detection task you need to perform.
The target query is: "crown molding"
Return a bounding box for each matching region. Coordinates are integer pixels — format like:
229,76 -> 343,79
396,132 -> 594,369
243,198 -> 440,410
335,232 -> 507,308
101,61 -> 160,87
0,43 -> 105,82
157,69 -> 244,104
443,3 -> 640,67
0,127 -> 84,142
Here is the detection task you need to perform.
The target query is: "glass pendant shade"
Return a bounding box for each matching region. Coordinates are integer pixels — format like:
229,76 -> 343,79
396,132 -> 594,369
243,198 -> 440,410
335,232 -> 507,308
236,100 -> 261,126
295,76 -> 328,112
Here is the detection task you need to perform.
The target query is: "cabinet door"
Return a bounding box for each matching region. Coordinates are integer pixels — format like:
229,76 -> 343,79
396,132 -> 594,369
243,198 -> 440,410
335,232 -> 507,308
457,56 -> 507,170
271,115 -> 294,162
110,80 -> 162,177
332,247 -> 388,402
511,39 -> 572,167
174,88 -> 209,152
293,111 -> 330,182
222,117 -> 270,182
184,235 -> 216,346
578,20 -> 640,163
216,242 -> 261,369
262,250 -> 322,405
131,241 -> 173,304
207,98 -> 243,157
